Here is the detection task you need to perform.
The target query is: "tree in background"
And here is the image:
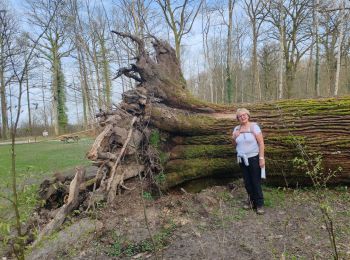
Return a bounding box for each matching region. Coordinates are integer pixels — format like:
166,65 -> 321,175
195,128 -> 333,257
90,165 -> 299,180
156,0 -> 203,63
87,6 -> 112,109
244,0 -> 266,101
2,2 -> 57,257
68,0 -> 94,128
0,3 -> 17,140
225,0 -> 234,104
27,0 -> 70,135
265,0 -> 313,99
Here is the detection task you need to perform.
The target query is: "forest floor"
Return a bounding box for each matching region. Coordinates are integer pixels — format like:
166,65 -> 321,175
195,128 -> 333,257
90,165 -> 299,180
24,174 -> 350,260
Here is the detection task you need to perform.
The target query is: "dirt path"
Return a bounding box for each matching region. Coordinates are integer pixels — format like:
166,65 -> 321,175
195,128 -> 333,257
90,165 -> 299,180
25,179 -> 350,260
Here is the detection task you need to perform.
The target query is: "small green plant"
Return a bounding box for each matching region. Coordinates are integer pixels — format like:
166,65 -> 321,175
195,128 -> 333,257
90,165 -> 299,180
281,251 -> 303,260
263,187 -> 286,208
231,208 -> 247,221
142,191 -> 153,201
293,155 -> 342,188
149,130 -> 161,148
154,172 -> 166,184
293,154 -> 342,259
124,243 -> 137,256
109,240 -> 122,257
107,222 -> 177,257
217,191 -> 232,202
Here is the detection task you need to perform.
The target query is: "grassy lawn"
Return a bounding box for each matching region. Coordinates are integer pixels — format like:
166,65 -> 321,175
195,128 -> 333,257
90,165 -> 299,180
0,138 -> 94,186
0,138 -> 94,239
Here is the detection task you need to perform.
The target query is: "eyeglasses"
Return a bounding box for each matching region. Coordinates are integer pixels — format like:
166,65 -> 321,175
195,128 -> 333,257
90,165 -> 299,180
237,113 -> 248,119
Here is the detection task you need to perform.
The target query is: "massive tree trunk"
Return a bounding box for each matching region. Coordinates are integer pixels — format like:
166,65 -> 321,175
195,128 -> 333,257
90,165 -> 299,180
87,32 -> 350,191
147,99 -> 350,188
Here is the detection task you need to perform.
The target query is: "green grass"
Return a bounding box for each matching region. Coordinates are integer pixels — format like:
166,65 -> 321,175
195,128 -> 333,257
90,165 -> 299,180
0,138 -> 94,242
0,138 -> 94,187
263,186 -> 286,208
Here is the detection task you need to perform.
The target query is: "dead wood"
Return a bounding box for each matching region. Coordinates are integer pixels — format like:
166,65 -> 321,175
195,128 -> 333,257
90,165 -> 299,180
33,167 -> 85,247
107,116 -> 137,202
87,124 -> 113,160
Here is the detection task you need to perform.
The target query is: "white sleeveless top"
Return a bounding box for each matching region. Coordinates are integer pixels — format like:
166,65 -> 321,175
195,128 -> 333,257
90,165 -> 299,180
233,123 -> 261,157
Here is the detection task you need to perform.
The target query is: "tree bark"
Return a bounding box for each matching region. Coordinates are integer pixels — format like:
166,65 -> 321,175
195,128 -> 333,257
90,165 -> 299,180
334,0 -> 345,97
146,98 -> 350,188
89,33 -> 350,195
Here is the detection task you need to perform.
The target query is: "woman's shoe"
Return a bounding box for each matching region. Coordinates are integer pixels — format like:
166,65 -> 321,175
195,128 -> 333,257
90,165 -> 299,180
256,207 -> 265,215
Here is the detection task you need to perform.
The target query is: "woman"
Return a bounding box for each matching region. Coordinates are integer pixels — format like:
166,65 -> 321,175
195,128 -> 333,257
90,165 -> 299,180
232,108 -> 265,214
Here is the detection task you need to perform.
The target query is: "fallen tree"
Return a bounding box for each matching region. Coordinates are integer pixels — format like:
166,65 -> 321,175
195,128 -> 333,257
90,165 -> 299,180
85,32 -> 350,190
30,33 -> 350,248
38,33 -> 350,212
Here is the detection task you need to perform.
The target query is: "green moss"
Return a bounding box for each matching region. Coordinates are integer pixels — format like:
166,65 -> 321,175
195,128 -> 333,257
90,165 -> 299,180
164,158 -> 239,188
178,135 -> 231,145
269,97 -> 350,116
319,139 -> 350,148
171,145 -> 234,159
266,135 -> 306,147
151,106 -> 231,135
184,145 -> 233,159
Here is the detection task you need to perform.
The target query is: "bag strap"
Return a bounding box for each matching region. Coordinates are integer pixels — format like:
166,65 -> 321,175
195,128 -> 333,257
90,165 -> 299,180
235,123 -> 258,140
250,123 -> 258,139
250,122 -> 255,133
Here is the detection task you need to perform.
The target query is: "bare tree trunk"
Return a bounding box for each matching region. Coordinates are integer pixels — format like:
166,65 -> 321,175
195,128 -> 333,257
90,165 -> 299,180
252,31 -> 261,100
91,40 -> 103,110
225,0 -> 234,104
278,1 -> 284,99
0,9 -> 10,140
72,80 -> 80,125
314,0 -> 320,97
86,56 -> 97,120
99,37 -> 112,109
244,0 -> 264,101
25,63 -> 32,135
305,38 -> 313,97
201,2 -> 214,103
0,66 -> 8,139
41,72 -> 48,129
334,0 -> 345,97
51,67 -> 59,135
77,48 -> 90,129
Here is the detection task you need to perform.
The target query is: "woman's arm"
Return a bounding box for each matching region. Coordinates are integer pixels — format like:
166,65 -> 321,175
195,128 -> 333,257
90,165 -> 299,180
256,132 -> 265,168
232,129 -> 240,145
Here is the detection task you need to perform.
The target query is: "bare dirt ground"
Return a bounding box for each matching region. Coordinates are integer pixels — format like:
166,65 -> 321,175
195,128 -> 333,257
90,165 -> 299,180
25,177 -> 350,260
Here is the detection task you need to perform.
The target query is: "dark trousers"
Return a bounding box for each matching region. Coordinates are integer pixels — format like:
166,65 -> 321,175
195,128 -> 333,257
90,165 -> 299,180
239,155 -> 264,208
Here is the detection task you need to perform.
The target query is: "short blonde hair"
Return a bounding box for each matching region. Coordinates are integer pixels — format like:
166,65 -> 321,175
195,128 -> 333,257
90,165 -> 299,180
236,108 -> 250,120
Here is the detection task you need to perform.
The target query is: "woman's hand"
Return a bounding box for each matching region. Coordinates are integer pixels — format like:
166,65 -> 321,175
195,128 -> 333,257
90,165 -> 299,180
232,130 -> 240,140
259,158 -> 265,168
231,130 -> 240,145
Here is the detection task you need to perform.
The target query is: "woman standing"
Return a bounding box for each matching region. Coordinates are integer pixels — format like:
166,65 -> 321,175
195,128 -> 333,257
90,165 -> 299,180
232,108 -> 265,214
